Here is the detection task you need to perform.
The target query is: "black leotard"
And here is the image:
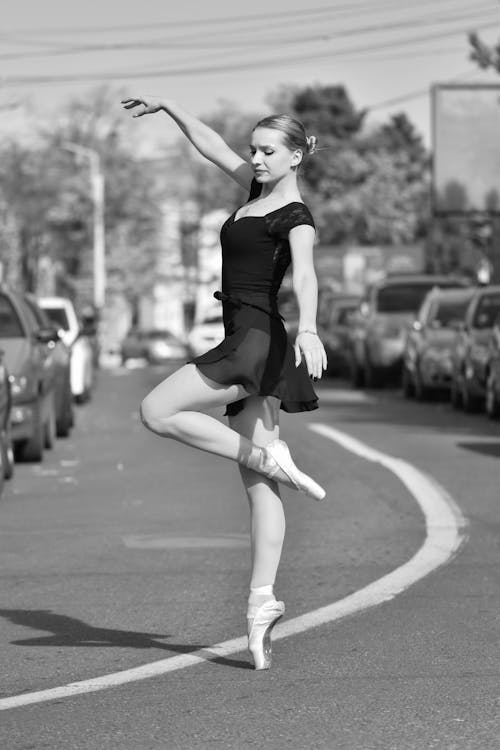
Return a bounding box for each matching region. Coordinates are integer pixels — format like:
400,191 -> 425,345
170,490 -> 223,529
187,179 -> 318,417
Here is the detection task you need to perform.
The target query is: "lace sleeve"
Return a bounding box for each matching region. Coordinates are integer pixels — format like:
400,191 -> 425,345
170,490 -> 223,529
267,203 -> 315,239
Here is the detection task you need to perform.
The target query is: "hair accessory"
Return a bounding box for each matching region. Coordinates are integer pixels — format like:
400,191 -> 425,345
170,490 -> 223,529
305,135 -> 318,155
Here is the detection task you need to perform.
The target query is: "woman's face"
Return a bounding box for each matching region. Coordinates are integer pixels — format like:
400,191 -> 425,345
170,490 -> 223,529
249,127 -> 302,182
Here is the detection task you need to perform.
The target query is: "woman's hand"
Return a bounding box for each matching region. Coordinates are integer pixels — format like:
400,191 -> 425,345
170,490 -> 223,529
121,97 -> 164,117
294,331 -> 328,381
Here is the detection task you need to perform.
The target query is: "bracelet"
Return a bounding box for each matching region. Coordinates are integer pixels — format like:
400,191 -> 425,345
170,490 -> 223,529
297,329 -> 318,337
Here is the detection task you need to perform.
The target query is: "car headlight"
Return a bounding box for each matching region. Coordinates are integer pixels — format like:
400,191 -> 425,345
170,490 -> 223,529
8,374 -> 29,396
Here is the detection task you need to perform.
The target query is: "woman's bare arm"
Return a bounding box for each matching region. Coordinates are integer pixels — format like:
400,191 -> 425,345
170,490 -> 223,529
289,225 -> 328,379
122,96 -> 254,190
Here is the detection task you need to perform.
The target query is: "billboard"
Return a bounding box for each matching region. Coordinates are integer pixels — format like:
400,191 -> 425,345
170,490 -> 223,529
432,84 -> 500,215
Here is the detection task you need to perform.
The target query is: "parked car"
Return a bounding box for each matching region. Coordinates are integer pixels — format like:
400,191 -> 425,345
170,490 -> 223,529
121,328 -> 188,365
143,330 -> 188,364
317,294 -> 361,376
279,279 -> 343,342
450,285 -> 500,412
38,296 -> 94,404
0,350 -> 14,483
348,274 -> 471,388
23,294 -> 74,437
485,313 -> 500,419
402,287 -> 476,399
120,328 -> 147,364
187,314 -> 225,358
0,287 -> 57,462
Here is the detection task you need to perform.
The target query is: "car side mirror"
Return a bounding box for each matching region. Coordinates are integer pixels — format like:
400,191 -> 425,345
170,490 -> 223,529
35,326 -> 59,344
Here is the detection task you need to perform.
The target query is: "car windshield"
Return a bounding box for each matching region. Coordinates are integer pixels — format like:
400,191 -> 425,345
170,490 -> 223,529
377,283 -> 459,313
432,297 -> 472,327
42,307 -> 70,330
0,295 -> 23,337
472,294 -> 500,329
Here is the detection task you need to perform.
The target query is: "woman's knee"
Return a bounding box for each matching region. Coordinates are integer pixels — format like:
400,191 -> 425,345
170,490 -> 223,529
140,395 -> 175,435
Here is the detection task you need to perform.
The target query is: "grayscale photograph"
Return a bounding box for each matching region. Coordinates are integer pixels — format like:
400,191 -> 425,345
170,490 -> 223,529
1,1 -> 500,748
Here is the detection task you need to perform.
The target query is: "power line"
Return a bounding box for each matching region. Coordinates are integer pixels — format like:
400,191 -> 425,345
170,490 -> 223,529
367,67 -> 489,111
1,18 -> 495,87
1,0 -> 480,36
0,4 -> 497,60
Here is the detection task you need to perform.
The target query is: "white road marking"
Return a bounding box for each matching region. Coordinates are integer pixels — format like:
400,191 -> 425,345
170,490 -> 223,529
0,424 -> 467,711
316,388 -> 376,405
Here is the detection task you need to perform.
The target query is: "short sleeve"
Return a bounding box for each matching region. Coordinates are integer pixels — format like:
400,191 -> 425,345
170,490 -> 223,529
285,203 -> 315,232
267,202 -> 315,239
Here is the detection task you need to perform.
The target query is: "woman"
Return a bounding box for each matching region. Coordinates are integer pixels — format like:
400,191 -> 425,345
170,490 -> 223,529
122,97 -> 328,670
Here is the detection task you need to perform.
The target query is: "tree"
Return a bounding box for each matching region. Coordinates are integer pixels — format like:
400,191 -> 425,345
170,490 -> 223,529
469,31 -> 500,73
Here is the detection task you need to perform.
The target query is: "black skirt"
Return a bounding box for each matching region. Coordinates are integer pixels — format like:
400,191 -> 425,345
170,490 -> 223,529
187,293 -> 318,417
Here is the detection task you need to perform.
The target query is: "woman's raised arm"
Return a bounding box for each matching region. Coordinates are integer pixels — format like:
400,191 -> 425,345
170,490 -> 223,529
121,96 -> 254,190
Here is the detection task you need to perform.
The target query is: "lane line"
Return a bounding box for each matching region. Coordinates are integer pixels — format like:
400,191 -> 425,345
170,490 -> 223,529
0,423 -> 468,711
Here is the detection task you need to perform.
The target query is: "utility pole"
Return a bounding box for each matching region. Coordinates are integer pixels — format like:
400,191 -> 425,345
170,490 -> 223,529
62,142 -> 106,309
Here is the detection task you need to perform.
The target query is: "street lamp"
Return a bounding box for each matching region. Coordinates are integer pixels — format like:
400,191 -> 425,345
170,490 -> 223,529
62,142 -> 106,309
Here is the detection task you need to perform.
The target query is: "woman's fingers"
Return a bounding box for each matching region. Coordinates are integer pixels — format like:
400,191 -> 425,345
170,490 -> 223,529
301,343 -> 327,380
121,99 -> 143,110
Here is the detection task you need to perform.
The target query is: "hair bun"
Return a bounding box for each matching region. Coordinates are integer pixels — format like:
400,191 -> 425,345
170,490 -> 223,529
306,135 -> 317,155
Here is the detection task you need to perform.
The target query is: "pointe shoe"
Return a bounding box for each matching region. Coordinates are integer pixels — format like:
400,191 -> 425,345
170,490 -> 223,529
263,439 -> 326,501
247,599 -> 285,670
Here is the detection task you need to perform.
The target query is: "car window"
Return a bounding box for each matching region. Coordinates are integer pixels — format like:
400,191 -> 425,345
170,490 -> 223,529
432,297 -> 473,327
377,284 -> 448,313
24,297 -> 51,329
0,294 -> 24,337
472,294 -> 500,329
21,301 -> 40,333
42,307 -> 70,330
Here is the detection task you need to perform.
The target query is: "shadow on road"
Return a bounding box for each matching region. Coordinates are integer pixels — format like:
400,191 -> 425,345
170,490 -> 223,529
456,441 -> 500,459
0,609 -> 251,669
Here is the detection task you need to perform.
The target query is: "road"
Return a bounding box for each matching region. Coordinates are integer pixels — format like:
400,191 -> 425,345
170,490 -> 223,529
1,364 -> 499,750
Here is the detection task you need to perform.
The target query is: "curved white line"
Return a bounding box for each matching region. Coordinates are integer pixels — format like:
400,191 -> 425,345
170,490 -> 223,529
0,423 -> 467,711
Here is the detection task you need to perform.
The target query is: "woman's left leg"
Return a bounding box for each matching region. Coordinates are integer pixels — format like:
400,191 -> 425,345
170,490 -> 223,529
229,395 -> 287,669
228,395 -> 285,592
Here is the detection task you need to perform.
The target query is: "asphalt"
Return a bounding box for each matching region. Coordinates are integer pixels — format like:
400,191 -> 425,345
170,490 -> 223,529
0,365 -> 499,749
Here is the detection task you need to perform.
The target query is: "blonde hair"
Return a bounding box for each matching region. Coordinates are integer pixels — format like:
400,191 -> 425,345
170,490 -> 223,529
253,114 -> 318,157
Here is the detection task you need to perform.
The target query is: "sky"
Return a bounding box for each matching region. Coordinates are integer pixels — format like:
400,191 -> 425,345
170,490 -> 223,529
1,0 -> 500,154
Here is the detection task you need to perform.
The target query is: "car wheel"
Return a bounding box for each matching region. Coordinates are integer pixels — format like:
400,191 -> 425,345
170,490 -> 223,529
364,356 -> 380,388
15,399 -> 44,462
414,369 -> 430,401
461,379 -> 481,413
350,355 -> 364,389
1,424 -> 14,480
485,373 -> 500,420
44,395 -> 57,450
450,376 -> 462,409
56,382 -> 74,437
402,365 -> 415,398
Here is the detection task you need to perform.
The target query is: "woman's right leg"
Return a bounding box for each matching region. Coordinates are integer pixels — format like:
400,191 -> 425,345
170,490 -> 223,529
227,395 -> 285,591
140,363 -> 298,488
